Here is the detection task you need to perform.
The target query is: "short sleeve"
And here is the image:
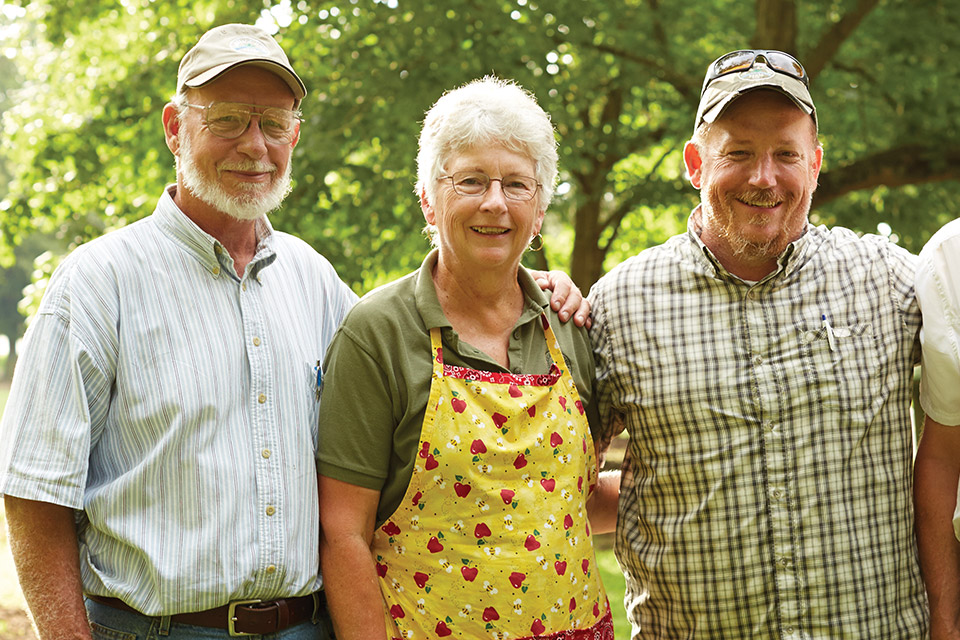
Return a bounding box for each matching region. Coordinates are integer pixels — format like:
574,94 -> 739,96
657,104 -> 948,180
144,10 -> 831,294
0,256 -> 114,507
316,322 -> 397,491
917,223 -> 960,425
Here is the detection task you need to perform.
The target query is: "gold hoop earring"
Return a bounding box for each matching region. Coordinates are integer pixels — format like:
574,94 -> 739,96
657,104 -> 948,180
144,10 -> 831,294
528,233 -> 544,252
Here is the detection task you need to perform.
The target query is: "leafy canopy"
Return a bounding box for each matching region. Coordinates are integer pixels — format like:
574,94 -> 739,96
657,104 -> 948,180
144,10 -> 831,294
2,0 -> 959,293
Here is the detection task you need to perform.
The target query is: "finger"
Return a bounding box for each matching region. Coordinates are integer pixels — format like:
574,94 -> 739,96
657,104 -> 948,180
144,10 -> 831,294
554,286 -> 583,324
568,297 -> 591,328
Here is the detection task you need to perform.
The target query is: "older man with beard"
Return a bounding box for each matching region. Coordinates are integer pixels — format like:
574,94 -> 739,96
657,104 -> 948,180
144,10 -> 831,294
588,50 -> 928,638
0,24 -> 356,640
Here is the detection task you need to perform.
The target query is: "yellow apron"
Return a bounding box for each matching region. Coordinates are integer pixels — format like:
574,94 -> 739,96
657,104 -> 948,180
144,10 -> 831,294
373,316 -> 614,639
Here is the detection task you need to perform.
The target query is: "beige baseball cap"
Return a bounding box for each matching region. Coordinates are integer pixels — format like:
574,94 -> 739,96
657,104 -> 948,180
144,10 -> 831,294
695,54 -> 815,131
178,24 -> 306,104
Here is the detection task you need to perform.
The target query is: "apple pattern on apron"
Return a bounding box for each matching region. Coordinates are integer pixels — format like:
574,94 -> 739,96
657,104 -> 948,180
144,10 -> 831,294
372,315 -> 614,639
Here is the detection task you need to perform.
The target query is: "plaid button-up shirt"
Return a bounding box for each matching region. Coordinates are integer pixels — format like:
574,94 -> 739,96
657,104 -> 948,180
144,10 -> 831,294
589,211 -> 928,639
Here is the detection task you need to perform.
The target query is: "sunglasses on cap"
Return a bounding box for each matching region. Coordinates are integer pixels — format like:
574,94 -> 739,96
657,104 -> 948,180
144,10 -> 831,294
701,50 -> 808,95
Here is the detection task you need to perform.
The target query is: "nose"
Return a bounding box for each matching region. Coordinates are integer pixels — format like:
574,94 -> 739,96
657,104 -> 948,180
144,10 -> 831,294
235,116 -> 269,157
749,153 -> 777,189
480,179 -> 509,212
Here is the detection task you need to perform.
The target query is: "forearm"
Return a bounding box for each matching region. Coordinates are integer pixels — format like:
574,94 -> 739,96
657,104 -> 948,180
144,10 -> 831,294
4,496 -> 92,640
320,531 -> 388,640
586,469 -> 620,534
915,417 -> 960,639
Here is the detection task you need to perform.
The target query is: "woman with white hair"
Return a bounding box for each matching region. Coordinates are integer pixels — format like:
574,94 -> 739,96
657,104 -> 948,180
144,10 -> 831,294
317,77 -> 615,640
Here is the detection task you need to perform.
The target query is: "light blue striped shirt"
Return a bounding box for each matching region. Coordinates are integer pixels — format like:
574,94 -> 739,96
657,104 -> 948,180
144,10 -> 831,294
0,186 -> 357,615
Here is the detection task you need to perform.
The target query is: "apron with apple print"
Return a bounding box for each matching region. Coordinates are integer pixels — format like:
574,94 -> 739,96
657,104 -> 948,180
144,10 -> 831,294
372,315 -> 614,640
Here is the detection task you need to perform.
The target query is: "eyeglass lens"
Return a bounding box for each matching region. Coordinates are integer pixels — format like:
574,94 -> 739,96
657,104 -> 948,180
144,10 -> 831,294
202,102 -> 299,144
449,172 -> 539,201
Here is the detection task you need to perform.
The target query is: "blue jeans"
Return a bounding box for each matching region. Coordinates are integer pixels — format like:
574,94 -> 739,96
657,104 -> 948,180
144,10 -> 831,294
85,598 -> 334,640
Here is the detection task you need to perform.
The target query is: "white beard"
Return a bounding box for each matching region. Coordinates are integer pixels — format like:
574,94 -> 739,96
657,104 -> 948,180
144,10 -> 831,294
177,133 -> 292,222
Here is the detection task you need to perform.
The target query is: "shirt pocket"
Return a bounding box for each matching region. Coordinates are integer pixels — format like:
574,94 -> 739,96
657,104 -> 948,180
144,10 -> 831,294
796,321 -> 883,420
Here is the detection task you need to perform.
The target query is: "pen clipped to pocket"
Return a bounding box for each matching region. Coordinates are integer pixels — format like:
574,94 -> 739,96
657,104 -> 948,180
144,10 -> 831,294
314,360 -> 323,400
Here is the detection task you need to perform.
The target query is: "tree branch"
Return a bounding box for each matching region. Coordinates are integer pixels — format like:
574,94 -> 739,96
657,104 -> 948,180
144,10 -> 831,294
803,0 -> 881,80
576,40 -> 698,102
813,144 -> 960,207
599,141 -> 677,252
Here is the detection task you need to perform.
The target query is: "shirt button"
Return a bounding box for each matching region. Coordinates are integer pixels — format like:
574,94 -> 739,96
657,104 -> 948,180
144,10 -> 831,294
752,355 -> 763,366
512,329 -> 520,340
212,266 -> 221,276
266,565 -> 277,574
258,394 -> 267,404
266,505 -> 276,516
242,283 -> 247,292
262,449 -> 271,459
253,337 -> 261,347
214,246 -> 222,255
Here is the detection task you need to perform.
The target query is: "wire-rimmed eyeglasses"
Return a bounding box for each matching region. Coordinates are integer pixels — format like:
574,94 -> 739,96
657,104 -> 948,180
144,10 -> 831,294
439,171 -> 541,202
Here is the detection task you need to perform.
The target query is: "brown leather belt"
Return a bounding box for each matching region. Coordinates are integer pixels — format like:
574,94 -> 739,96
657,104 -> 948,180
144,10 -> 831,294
87,592 -> 324,636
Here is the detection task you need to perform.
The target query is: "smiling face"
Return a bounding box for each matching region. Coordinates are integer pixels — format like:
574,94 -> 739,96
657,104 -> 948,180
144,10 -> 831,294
684,90 -> 822,278
422,145 -> 544,277
164,66 -> 299,222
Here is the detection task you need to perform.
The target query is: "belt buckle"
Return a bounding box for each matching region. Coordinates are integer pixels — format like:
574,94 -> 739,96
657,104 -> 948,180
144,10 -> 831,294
227,599 -> 261,637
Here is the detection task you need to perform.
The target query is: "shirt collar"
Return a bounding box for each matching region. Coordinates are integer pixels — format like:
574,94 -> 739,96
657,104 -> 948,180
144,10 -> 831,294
413,248 -> 550,331
153,185 -> 277,279
686,205 -> 816,284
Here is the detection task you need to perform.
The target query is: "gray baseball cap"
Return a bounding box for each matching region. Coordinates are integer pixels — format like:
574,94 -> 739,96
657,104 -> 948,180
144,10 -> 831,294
695,52 -> 815,131
177,24 -> 306,104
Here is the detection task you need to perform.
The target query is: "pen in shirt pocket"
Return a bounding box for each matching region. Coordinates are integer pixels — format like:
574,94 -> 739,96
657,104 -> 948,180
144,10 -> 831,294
821,314 -> 837,352
315,360 -> 323,400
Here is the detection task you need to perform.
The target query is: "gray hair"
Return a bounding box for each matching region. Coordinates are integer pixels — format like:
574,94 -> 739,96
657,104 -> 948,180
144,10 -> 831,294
416,76 -> 559,214
169,89 -> 191,121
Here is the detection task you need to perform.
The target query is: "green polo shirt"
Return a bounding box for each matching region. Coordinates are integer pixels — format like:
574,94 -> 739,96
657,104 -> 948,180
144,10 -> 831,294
317,250 -> 600,525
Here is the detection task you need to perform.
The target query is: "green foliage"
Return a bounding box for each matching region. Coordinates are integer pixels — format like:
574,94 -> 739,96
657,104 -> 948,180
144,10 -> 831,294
2,0 -> 958,296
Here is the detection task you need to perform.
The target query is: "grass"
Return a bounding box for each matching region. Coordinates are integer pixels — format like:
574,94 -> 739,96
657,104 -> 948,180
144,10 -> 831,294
0,382 -> 630,638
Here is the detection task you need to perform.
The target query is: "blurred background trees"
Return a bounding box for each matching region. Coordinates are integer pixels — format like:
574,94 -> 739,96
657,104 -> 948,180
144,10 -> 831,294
1,0 -> 958,377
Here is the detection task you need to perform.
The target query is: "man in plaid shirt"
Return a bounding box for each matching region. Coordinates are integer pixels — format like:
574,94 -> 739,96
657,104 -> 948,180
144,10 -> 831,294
588,50 -> 928,638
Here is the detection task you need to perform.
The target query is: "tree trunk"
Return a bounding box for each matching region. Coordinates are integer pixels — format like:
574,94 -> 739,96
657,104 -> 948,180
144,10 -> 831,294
754,0 -> 797,52
570,198 -> 606,291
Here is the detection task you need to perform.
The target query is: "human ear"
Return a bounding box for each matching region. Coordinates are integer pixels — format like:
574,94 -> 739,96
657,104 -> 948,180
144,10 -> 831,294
683,141 -> 704,189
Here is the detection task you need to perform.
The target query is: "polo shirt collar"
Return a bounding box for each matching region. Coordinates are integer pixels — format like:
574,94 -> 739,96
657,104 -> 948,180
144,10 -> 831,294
413,249 -> 551,331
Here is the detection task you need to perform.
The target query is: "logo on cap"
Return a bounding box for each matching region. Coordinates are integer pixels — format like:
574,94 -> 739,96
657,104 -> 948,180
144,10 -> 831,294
230,37 -> 269,55
741,66 -> 775,81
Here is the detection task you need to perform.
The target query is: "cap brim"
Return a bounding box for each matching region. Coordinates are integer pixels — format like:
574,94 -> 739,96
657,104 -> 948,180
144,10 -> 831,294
183,59 -> 306,101
696,71 -> 815,130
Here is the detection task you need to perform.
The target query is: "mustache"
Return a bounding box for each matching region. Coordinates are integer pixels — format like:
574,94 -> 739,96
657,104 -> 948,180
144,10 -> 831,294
735,189 -> 783,206
217,160 -> 277,174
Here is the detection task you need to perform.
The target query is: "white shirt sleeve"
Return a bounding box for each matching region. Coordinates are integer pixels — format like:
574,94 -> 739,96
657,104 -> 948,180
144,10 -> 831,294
917,218 -> 960,426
